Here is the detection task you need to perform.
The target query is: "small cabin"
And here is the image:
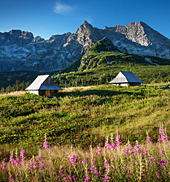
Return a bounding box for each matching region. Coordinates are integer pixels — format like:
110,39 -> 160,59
109,71 -> 143,86
25,75 -> 62,97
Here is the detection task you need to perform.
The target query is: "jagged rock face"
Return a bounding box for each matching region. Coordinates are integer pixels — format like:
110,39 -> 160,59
0,21 -> 170,72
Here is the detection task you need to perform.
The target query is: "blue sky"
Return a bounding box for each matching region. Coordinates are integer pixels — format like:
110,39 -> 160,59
0,0 -> 170,40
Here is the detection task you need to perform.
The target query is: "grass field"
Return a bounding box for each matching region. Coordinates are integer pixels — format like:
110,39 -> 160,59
0,83 -> 170,181
0,83 -> 170,156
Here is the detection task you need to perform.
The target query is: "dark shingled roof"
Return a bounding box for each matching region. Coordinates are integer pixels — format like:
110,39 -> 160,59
109,71 -> 143,83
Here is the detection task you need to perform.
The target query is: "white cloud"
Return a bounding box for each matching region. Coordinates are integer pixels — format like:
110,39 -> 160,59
54,2 -> 75,15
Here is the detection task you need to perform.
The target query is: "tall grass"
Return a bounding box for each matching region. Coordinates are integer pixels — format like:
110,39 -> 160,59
0,127 -> 170,181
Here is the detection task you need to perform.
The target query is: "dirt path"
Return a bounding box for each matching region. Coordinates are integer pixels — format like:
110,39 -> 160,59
0,91 -> 26,97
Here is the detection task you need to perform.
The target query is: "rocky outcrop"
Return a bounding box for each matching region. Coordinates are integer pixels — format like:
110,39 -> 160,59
0,21 -> 170,72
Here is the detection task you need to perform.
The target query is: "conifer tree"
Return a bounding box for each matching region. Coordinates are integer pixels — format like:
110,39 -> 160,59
16,80 -> 19,91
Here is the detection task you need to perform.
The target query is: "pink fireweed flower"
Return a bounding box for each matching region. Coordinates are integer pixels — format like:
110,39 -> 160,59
160,159 -> 167,167
43,142 -> 49,149
142,149 -> 148,156
103,173 -> 111,181
115,135 -> 121,145
148,156 -> 154,164
124,147 -> 133,155
38,165 -> 44,171
59,165 -> 63,174
70,154 -> 77,165
103,159 -> 109,168
8,174 -> 13,179
159,129 -> 164,134
160,149 -> 164,155
0,162 -> 6,169
84,174 -> 90,182
156,173 -> 162,179
9,156 -> 13,163
81,159 -> 87,166
158,129 -> 169,143
20,150 -> 26,161
134,144 -> 140,153
134,161 -> 138,165
146,137 -> 151,144
161,133 -> 169,141
89,156 -> 95,164
96,147 -> 102,154
90,166 -> 101,176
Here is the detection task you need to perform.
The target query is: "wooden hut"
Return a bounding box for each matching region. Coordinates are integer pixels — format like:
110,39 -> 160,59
109,71 -> 143,86
26,75 -> 62,97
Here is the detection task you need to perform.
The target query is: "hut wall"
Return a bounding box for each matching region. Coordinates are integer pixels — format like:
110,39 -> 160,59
39,90 -> 58,97
39,90 -> 45,96
129,82 -> 141,86
29,90 -> 39,95
120,83 -> 129,86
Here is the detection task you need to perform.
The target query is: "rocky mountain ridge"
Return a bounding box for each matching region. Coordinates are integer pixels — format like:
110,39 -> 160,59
0,21 -> 170,72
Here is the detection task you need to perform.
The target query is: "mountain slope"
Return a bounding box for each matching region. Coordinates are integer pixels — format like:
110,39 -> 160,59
78,37 -> 170,71
0,21 -> 170,72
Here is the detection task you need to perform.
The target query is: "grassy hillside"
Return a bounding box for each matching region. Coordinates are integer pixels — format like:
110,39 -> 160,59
0,83 -> 170,160
52,63 -> 170,88
1,38 -> 170,91
52,38 -> 170,88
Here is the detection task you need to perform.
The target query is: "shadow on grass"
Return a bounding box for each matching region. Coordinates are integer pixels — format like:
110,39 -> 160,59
58,89 -> 141,97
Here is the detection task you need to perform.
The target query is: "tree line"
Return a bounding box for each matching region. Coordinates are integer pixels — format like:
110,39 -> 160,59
0,80 -> 30,94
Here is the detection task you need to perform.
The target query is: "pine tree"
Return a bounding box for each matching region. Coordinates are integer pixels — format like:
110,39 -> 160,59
0,87 -> 4,93
16,80 -> 19,91
7,85 -> 11,93
22,81 -> 25,90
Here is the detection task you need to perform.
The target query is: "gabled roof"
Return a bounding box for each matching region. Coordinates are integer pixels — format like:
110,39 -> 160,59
109,71 -> 143,83
26,75 -> 62,91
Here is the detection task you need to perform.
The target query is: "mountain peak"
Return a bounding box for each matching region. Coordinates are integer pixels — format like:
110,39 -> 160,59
76,20 -> 93,34
83,20 -> 92,26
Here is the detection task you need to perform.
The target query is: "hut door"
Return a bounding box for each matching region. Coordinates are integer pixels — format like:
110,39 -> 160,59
45,90 -> 50,97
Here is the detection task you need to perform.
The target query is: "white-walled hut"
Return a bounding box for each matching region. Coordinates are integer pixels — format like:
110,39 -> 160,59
26,75 -> 62,97
109,71 -> 143,86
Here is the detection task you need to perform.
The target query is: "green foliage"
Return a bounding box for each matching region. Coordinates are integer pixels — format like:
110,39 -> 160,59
0,84 -> 170,158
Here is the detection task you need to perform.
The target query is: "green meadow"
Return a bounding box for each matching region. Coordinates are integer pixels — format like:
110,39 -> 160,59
0,83 -> 170,158
0,83 -> 170,181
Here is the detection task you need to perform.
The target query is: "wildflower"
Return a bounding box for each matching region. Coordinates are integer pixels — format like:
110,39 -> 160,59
20,150 -> 26,161
39,165 -> 44,171
148,156 -> 154,164
96,147 -> 102,154
81,159 -> 87,166
84,174 -> 90,182
0,162 -> 6,169
8,174 -> 13,181
124,147 -> 133,155
146,137 -> 151,144
159,129 -> 164,134
160,159 -> 167,167
160,149 -> 164,155
134,144 -> 140,153
59,165 -> 63,174
9,156 -> 13,163
161,133 -> 169,141
156,172 -> 162,179
142,149 -> 148,156
70,154 -> 77,165
105,141 -> 109,148
158,129 -> 169,143
103,159 -> 109,168
103,173 -> 111,181
89,156 -> 95,164
43,142 -> 49,149
115,135 -> 121,145
134,161 -> 138,165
